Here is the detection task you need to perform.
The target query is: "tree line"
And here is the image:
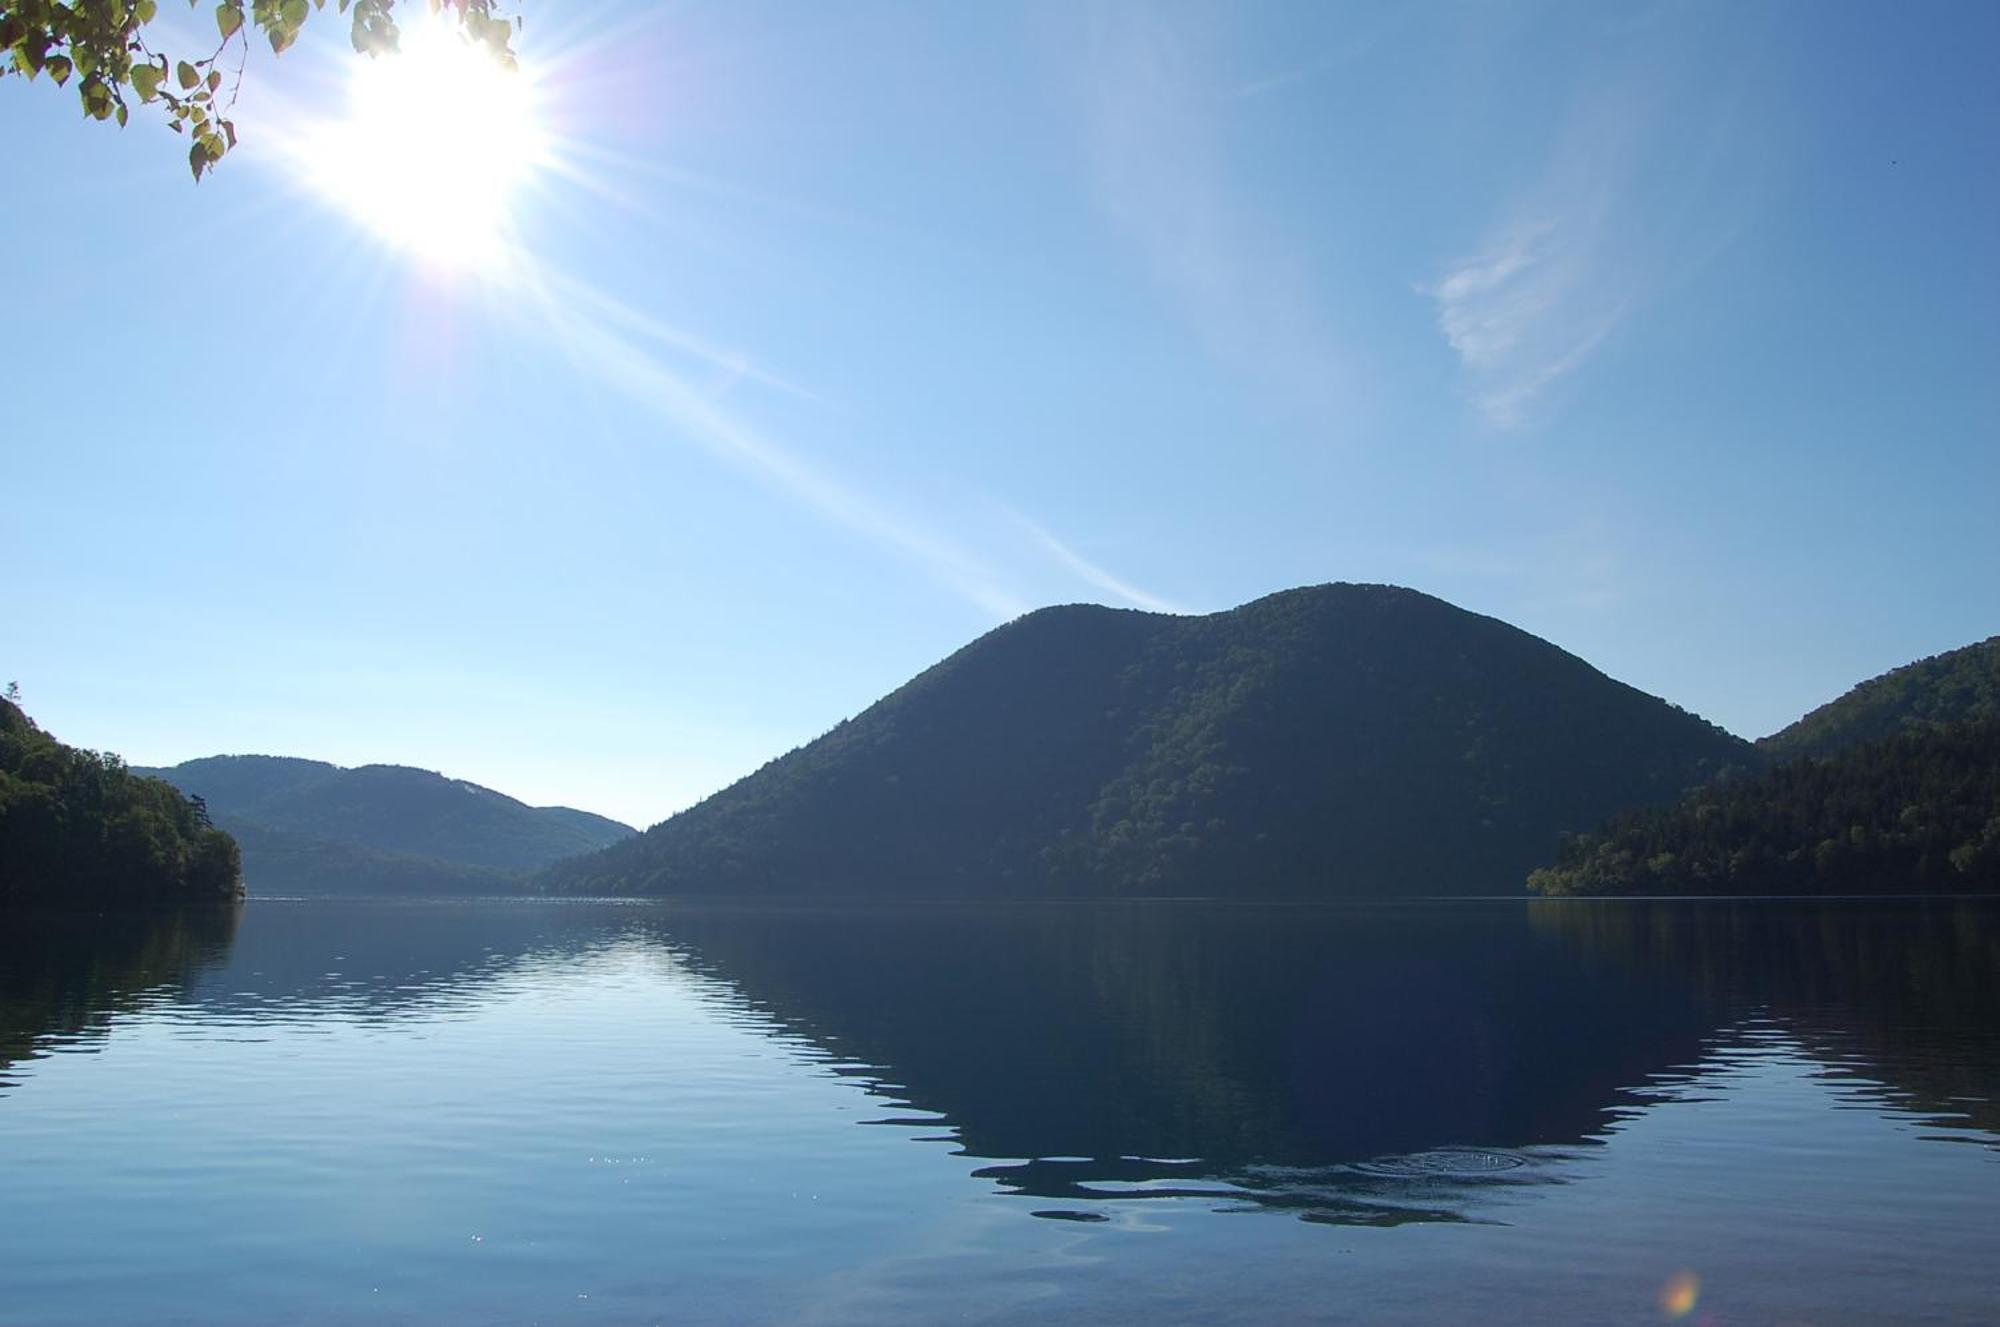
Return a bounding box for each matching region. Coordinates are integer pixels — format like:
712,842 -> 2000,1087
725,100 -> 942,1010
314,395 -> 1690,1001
1529,717 -> 2000,896
1,696 -> 242,908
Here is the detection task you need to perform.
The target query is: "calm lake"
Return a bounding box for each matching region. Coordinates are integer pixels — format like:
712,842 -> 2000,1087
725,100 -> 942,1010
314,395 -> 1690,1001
2,898 -> 1995,1325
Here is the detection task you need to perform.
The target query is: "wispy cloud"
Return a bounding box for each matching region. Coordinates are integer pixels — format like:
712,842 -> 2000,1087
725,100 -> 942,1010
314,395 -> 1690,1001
504,261 -> 1035,620
541,272 -> 828,407
1014,516 -> 1185,614
1430,222 -> 1636,430
1081,2 -> 1355,429
1424,96 -> 1645,430
1426,50 -> 1772,430
1225,13 -> 1399,103
507,263 -> 1198,625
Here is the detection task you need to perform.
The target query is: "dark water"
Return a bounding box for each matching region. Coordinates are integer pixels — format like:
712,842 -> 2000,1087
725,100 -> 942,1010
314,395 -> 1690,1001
1,898 -> 1994,1325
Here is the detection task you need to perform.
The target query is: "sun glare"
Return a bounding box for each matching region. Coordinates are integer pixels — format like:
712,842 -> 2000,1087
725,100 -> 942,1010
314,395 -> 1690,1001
302,18 -> 548,272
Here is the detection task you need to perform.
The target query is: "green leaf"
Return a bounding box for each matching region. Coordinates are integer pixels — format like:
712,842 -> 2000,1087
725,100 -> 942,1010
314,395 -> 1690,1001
130,63 -> 161,102
215,3 -> 243,39
45,54 -> 70,86
189,140 -> 211,180
81,80 -> 114,121
136,0 -> 159,22
176,60 -> 198,90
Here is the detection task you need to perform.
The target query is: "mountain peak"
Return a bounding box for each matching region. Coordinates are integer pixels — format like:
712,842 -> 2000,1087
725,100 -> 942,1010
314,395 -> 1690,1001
542,584 -> 1746,899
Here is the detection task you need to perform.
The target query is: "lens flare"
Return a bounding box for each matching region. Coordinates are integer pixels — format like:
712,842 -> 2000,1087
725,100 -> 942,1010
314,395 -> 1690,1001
1660,1270 -> 1700,1319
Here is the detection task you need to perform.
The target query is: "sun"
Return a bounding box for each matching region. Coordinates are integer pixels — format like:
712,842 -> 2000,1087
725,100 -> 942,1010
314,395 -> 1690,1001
300,17 -> 549,272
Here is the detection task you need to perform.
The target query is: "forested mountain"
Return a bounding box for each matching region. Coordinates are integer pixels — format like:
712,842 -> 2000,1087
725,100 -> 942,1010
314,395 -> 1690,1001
1761,636 -> 2000,760
214,821 -> 521,896
1530,636 -> 2000,896
139,755 -> 634,895
1,699 -> 241,908
1526,717 -> 2000,896
541,584 -> 1749,898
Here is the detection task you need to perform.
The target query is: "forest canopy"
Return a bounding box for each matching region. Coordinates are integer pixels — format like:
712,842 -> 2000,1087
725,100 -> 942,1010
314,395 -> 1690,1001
1760,636 -> 2000,761
1528,717 -> 2000,897
0,695 -> 242,907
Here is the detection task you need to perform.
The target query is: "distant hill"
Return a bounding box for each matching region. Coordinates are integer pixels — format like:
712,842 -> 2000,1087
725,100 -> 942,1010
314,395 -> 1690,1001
215,821 -> 521,896
1532,635 -> 2000,896
1527,716 -> 2000,896
541,584 -> 1750,898
1,699 -> 241,908
1761,636 -> 2000,761
138,755 -> 634,895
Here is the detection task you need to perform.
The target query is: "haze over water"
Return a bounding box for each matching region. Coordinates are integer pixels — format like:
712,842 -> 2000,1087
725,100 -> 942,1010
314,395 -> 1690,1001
2,897 -> 1995,1325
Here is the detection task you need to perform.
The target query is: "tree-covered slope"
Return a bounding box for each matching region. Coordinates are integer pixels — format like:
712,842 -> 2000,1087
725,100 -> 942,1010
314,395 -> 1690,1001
215,821 -> 521,896
1,700 -> 242,908
1761,636 -> 2000,761
542,584 -> 1750,898
1527,717 -> 2000,896
139,754 -> 634,894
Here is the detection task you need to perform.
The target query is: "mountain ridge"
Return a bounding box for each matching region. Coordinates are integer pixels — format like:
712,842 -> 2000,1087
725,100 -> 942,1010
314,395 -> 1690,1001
1532,633 -> 2000,896
1760,636 -> 2000,761
138,754 -> 634,894
542,583 -> 1750,898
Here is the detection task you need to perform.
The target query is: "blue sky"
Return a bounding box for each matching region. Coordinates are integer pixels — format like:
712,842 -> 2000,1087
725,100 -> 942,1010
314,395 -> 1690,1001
5,0 -> 1995,828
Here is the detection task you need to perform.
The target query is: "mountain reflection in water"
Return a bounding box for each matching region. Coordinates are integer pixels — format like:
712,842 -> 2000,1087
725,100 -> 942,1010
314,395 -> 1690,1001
5,897 -> 1992,1230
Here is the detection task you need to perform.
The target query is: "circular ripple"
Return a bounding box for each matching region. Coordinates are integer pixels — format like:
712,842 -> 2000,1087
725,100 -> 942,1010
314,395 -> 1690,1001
1353,1147 -> 1529,1179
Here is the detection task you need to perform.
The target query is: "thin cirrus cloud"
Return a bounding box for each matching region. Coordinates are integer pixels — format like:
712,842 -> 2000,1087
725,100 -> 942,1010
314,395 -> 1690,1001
509,263 -> 1189,627
505,260 -> 1038,622
1424,89 -> 1646,431
1080,1 -> 1355,430
1014,515 -> 1187,615
1426,58 -> 1769,431
1428,216 -> 1634,430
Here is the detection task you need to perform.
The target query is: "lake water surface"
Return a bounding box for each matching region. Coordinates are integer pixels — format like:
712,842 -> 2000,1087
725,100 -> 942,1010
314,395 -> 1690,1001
1,898 -> 1995,1325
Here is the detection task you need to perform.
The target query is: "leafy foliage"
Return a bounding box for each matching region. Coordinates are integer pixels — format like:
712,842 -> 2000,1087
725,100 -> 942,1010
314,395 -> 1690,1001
0,0 -> 517,178
540,584 -> 1749,899
1760,636 -> 2000,761
1527,717 -> 2000,897
0,698 -> 242,907
139,753 -> 634,893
